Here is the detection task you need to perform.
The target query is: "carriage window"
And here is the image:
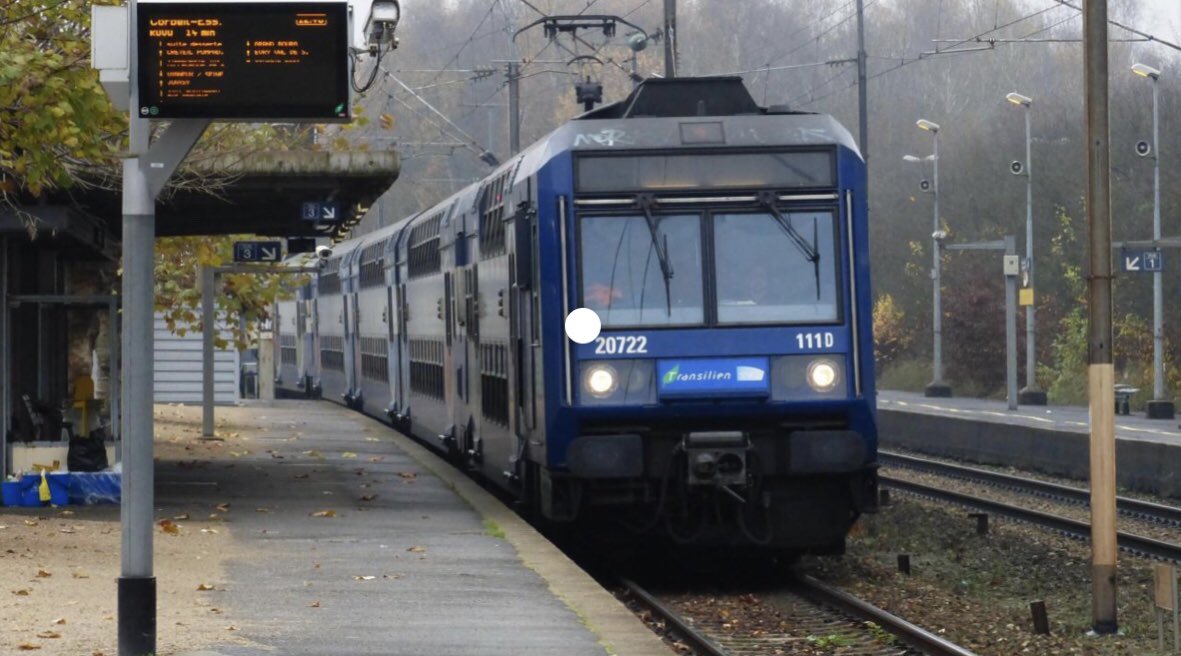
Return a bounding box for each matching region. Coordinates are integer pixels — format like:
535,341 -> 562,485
714,212 -> 839,324
579,214 -> 703,327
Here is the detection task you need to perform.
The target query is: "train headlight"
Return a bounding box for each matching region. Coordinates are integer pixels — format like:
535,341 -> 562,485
806,359 -> 840,393
584,364 -> 619,398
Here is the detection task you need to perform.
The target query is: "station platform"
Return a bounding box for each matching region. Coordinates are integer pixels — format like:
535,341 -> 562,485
877,390 -> 1181,498
157,401 -> 673,656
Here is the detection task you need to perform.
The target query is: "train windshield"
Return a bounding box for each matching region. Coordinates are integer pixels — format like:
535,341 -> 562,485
714,212 -> 839,324
579,214 -> 705,327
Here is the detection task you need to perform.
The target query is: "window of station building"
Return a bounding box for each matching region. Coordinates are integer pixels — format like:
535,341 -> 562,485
576,151 -> 834,192
407,212 -> 444,279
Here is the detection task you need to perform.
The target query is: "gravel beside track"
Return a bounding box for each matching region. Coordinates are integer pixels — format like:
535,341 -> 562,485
620,577 -> 977,656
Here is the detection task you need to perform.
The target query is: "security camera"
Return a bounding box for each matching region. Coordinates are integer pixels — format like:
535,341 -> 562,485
1010,160 -> 1024,175
919,179 -> 932,192
1136,140 -> 1152,158
315,245 -> 333,260
366,0 -> 401,49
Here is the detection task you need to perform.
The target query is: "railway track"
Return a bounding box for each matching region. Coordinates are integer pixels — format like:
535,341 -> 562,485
880,449 -> 1181,526
880,475 -> 1181,562
620,577 -> 978,656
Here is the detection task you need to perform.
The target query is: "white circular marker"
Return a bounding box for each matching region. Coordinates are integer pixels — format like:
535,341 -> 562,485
565,308 -> 602,344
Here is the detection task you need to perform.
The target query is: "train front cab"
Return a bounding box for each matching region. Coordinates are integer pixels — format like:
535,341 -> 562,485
542,140 -> 878,552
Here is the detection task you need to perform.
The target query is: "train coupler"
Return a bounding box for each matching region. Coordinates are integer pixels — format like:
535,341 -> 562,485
682,431 -> 750,487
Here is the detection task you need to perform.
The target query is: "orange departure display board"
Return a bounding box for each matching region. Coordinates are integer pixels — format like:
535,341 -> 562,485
137,1 -> 349,120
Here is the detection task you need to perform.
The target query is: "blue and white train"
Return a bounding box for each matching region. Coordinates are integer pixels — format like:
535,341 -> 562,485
276,77 -> 878,553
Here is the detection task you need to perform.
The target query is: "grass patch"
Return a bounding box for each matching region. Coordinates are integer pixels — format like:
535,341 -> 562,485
482,518 -> 506,540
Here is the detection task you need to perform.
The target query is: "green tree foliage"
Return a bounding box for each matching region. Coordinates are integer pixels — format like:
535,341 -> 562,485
873,294 -> 913,372
0,0 -> 124,206
155,236 -> 304,350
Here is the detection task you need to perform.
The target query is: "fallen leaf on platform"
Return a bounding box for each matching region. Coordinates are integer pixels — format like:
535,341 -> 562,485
397,471 -> 417,480
158,520 -> 179,535
51,618 -> 65,625
406,546 -> 426,553
59,510 -> 74,516
383,573 -> 401,580
341,451 -> 358,459
209,608 -> 222,614
59,527 -> 75,534
0,525 -> 6,529
364,437 -> 380,442
354,575 -> 376,581
200,528 -> 219,534
36,569 -> 52,578
225,625 -> 237,631
13,588 -> 30,595
359,494 -> 378,502
35,631 -> 60,639
215,503 -> 231,512
255,507 -> 271,513
309,600 -> 321,607
228,451 -> 247,457
207,514 -> 224,521
310,510 -> 336,518
24,520 -> 38,527
17,643 -> 41,650
293,473 -> 310,479
368,456 -> 384,463
172,513 -> 190,520
196,583 -> 215,591
303,450 -> 323,459
71,572 -> 89,579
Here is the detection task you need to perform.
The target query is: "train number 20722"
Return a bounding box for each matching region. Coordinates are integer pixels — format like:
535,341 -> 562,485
796,332 -> 835,350
594,335 -> 648,354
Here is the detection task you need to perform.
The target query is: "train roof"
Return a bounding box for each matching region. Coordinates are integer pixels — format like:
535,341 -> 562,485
514,77 -> 861,183
312,77 -> 860,263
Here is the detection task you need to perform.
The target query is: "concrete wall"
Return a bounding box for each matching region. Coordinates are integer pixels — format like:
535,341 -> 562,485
879,409 -> 1181,499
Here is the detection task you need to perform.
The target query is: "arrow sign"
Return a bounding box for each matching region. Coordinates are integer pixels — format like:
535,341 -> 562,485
233,240 -> 283,263
1121,250 -> 1164,273
301,202 -> 341,222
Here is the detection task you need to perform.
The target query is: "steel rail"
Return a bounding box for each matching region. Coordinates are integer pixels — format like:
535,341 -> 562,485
794,574 -> 979,656
880,450 -> 1181,525
881,475 -> 1181,562
620,578 -> 728,656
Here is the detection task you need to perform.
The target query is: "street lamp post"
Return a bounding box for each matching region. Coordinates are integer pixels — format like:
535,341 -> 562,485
1133,62 -> 1173,419
915,118 -> 951,397
1006,92 -> 1047,405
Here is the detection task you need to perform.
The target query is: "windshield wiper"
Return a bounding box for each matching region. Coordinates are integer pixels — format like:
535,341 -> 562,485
757,191 -> 821,299
637,194 -> 675,314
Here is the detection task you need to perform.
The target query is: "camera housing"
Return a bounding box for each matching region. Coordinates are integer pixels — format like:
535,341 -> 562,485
366,0 -> 401,49
316,245 -> 334,260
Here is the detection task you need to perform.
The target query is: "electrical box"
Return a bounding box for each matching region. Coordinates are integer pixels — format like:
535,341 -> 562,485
91,5 -> 130,111
1003,255 -> 1020,276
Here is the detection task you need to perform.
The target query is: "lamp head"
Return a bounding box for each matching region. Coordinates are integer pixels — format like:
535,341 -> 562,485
903,155 -> 922,163
1132,63 -> 1161,80
916,119 -> 940,133
1006,92 -> 1032,107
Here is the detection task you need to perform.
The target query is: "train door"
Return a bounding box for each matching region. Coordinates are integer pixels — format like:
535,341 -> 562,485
455,254 -> 480,467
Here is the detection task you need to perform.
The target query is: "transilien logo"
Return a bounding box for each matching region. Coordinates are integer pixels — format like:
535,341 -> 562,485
662,365 -> 681,386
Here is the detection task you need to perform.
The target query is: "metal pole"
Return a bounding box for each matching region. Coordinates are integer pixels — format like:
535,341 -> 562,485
1019,103 -> 1046,405
508,62 -> 521,156
109,298 -> 120,442
1150,75 -> 1170,413
202,265 -> 215,437
925,130 -> 950,397
0,238 -> 6,478
1084,0 -> 1118,634
119,1 -> 156,649
855,0 -> 868,160
663,0 -> 677,78
1006,235 -> 1018,410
